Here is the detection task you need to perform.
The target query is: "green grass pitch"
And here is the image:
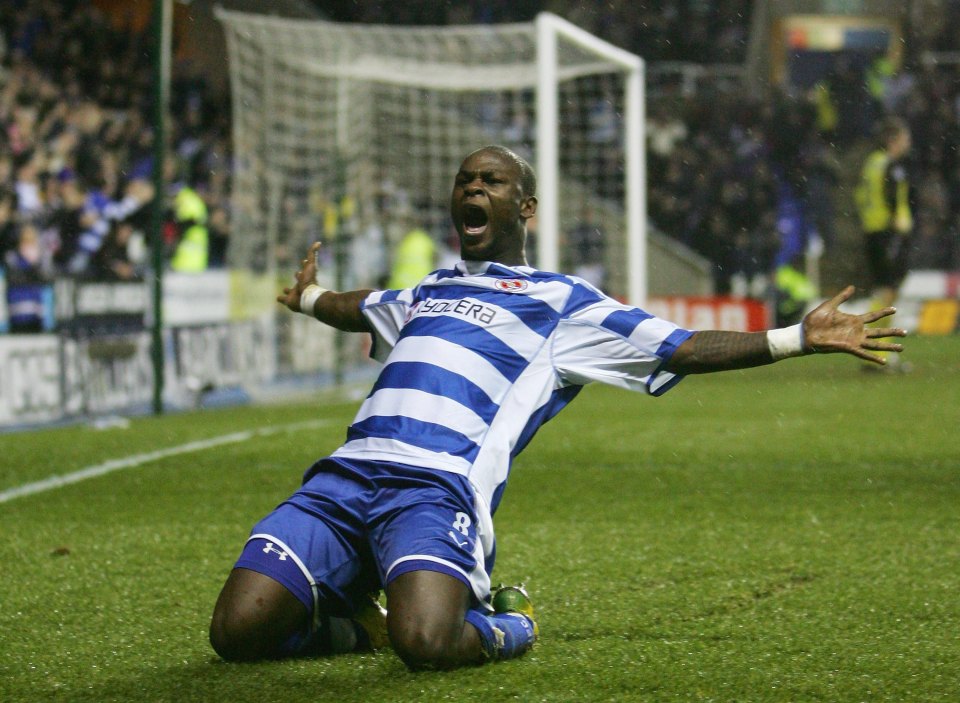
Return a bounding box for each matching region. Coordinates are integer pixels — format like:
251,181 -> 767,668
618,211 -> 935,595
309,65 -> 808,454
2,336 -> 958,702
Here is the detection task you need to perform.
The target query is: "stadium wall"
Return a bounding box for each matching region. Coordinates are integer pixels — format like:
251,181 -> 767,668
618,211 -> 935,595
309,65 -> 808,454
897,270 -> 960,335
0,272 -> 288,430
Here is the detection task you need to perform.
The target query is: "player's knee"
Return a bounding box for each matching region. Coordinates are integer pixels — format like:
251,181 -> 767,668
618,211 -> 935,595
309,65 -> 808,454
389,620 -> 463,670
210,567 -> 309,661
209,602 -> 276,662
209,620 -> 243,661
209,609 -> 253,662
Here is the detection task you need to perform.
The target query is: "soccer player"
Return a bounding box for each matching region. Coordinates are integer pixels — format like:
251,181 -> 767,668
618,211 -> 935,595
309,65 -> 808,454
209,145 -> 905,670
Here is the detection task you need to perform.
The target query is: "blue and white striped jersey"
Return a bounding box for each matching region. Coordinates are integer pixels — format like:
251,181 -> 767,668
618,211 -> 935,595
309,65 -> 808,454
331,260 -> 693,517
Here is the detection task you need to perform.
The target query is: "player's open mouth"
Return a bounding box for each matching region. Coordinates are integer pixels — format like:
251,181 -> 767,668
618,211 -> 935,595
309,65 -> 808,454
462,204 -> 488,235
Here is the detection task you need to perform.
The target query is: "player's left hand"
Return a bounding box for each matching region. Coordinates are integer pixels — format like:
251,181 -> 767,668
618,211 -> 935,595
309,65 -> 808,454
802,285 -> 906,364
277,242 -> 321,312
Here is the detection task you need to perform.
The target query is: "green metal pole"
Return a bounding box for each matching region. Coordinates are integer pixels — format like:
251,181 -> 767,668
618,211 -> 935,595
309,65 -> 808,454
150,0 -> 171,415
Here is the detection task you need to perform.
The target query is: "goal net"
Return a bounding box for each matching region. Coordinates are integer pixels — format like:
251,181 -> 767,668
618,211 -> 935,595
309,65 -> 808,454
216,10 -> 645,304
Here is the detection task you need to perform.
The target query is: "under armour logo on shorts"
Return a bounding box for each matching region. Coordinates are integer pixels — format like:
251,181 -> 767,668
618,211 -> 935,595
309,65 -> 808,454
262,542 -> 288,560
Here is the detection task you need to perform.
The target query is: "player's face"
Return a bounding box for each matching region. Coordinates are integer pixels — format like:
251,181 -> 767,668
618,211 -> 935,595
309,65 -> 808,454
450,149 -> 537,265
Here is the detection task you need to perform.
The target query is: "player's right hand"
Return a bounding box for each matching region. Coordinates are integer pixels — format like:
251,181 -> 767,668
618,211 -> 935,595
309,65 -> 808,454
277,242 -> 321,312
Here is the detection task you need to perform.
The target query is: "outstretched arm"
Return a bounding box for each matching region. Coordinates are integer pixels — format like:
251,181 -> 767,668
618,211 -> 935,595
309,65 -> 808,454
276,242 -> 373,333
664,286 -> 906,375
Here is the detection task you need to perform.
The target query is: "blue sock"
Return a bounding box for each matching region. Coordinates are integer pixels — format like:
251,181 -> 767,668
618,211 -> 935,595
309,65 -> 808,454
464,608 -> 536,661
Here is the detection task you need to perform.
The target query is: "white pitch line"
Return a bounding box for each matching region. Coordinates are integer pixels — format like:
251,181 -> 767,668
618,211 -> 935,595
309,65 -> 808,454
0,418 -> 330,505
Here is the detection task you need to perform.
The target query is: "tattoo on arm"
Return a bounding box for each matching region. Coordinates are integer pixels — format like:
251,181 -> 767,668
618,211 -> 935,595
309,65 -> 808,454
664,330 -> 774,374
315,289 -> 373,332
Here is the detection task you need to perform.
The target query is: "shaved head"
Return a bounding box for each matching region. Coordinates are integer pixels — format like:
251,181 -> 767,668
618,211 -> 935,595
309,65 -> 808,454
467,146 -> 536,198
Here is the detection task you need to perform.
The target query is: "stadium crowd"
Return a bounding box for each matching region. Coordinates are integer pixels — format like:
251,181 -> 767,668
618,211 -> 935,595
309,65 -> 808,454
326,0 -> 753,64
0,1 -> 230,331
646,45 -> 960,294
2,0 -> 959,332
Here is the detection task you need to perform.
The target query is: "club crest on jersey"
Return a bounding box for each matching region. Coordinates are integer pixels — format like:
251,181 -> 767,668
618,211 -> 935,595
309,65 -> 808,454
494,279 -> 529,292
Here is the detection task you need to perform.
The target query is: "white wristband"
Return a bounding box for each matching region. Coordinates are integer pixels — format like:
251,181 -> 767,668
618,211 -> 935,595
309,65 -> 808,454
299,284 -> 326,318
767,324 -> 806,360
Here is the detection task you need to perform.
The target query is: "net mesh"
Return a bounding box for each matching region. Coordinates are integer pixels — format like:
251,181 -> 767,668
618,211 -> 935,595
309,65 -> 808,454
219,10 -> 634,297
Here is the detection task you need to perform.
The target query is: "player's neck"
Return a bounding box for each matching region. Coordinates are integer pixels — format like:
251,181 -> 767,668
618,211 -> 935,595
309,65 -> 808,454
463,252 -> 528,267
496,254 -> 528,267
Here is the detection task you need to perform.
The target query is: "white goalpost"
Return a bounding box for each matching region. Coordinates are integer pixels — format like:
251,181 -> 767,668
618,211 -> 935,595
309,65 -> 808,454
534,13 -> 645,304
217,9 -> 646,304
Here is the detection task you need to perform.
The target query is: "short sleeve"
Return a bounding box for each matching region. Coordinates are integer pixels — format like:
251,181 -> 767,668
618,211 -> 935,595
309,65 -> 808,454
552,299 -> 693,396
361,288 -> 416,363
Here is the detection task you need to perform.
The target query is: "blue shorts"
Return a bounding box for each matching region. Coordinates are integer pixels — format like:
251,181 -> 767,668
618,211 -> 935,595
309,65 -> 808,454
234,457 -> 495,619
